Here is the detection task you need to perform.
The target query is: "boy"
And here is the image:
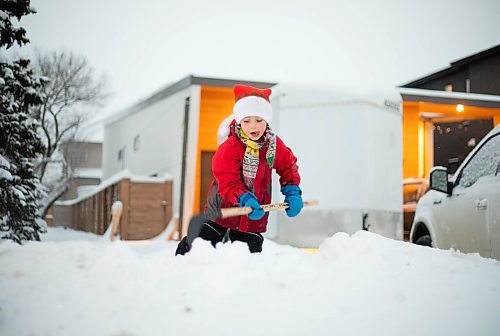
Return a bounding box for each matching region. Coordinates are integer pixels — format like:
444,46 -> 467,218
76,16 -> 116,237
176,84 -> 302,255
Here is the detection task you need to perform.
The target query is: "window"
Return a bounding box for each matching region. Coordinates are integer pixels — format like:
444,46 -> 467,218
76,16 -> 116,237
71,150 -> 88,162
133,135 -> 140,152
458,134 -> 500,188
117,147 -> 126,169
444,84 -> 453,92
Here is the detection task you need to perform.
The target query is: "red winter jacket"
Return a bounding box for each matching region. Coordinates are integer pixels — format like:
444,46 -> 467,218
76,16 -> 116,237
204,121 -> 300,233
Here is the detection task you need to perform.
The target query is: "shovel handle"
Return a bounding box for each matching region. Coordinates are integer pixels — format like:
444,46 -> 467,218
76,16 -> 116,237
220,200 -> 319,219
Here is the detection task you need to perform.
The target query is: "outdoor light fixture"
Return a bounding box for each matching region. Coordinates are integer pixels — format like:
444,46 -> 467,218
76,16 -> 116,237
456,104 -> 465,112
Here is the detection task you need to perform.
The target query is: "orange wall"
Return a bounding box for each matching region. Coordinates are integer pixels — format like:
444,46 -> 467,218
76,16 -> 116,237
402,102 -> 421,178
416,101 -> 500,121
194,86 -> 234,212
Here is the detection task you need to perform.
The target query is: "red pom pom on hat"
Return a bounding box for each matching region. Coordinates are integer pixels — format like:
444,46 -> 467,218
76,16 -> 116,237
232,84 -> 272,123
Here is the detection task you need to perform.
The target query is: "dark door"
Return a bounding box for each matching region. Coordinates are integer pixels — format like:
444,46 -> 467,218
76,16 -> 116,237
200,151 -> 215,211
434,119 -> 493,174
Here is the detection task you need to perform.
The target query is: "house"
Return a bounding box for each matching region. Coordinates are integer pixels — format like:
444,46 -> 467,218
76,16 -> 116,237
398,44 -> 500,240
59,141 -> 103,200
102,76 -> 276,236
103,77 -> 404,246
399,44 -> 500,179
401,44 -> 500,95
45,141 -> 102,228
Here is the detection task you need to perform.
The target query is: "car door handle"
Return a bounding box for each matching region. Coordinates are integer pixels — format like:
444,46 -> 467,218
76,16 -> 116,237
475,198 -> 488,211
433,199 -> 442,205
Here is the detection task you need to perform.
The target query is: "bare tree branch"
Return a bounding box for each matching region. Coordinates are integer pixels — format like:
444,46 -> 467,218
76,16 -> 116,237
31,50 -> 109,208
40,171 -> 72,218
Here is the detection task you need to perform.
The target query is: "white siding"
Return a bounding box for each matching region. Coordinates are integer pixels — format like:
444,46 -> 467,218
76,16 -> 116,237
102,85 -> 201,223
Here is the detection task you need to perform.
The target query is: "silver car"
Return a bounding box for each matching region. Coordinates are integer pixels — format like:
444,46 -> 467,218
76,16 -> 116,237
411,125 -> 500,259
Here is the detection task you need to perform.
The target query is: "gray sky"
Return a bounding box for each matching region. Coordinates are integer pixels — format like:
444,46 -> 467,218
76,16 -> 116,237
12,0 -> 500,118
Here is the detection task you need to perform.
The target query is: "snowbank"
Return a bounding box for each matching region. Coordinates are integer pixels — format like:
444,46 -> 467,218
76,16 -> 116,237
0,228 -> 499,336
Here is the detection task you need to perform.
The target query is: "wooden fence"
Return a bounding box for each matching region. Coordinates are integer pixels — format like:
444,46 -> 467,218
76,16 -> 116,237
52,177 -> 173,240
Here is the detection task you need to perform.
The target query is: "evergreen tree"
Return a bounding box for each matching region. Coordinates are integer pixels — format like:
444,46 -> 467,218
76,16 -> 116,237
0,0 -> 47,243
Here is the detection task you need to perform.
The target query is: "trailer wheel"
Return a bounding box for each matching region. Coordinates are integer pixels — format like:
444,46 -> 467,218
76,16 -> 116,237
415,234 -> 432,247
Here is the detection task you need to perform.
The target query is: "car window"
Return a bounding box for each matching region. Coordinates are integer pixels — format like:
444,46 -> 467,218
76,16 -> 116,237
458,133 -> 500,188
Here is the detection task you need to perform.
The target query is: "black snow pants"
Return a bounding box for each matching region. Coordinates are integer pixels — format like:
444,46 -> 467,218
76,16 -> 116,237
175,221 -> 264,255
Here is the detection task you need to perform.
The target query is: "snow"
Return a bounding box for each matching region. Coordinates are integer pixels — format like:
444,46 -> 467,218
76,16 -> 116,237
73,167 -> 102,179
2,67 -> 13,79
55,169 -> 173,206
0,167 -> 13,181
458,132 -> 499,188
76,185 -> 98,198
12,187 -> 26,201
1,227 -> 499,336
25,87 -> 37,95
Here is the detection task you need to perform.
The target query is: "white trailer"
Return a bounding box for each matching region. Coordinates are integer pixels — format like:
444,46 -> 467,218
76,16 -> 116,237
264,84 -> 403,247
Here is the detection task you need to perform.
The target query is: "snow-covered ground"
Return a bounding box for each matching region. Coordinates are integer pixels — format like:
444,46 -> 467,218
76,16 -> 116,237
1,227 -> 499,336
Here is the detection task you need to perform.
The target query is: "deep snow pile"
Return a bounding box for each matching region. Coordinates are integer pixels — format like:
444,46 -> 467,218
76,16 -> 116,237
1,227 -> 499,336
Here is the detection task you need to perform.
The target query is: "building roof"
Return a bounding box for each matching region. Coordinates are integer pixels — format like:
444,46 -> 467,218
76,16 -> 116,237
104,75 -> 277,126
399,87 -> 500,108
61,140 -> 103,146
73,168 -> 102,179
399,44 -> 500,88
449,44 -> 500,67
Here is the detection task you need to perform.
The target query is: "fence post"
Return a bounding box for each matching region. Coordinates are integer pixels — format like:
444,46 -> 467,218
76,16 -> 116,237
120,178 -> 130,240
163,180 -> 172,229
110,201 -> 123,241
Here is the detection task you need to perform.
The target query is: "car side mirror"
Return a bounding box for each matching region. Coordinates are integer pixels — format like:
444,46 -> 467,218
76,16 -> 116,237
430,167 -> 452,195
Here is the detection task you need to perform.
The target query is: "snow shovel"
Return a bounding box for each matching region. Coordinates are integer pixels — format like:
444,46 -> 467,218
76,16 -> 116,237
185,200 -> 319,247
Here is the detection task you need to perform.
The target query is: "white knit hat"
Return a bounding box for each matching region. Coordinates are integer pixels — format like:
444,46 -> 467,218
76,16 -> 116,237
232,84 -> 272,123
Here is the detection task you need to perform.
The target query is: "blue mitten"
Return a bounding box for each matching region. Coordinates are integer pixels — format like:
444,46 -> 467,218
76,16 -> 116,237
281,185 -> 303,217
239,192 -> 265,220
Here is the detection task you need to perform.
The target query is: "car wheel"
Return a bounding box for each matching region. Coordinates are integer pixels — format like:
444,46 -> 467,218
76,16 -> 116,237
415,234 -> 432,247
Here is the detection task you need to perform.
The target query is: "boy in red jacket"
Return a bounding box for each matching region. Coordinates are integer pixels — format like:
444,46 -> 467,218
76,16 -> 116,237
176,84 -> 302,254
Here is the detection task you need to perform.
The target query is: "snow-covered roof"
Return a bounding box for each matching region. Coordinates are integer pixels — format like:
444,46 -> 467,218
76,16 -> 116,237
399,88 -> 500,108
56,169 -> 173,206
103,75 -> 277,126
272,83 -> 402,116
73,168 -> 102,179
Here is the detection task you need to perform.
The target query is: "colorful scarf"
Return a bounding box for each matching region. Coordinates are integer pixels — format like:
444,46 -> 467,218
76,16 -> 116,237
235,123 -> 276,191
